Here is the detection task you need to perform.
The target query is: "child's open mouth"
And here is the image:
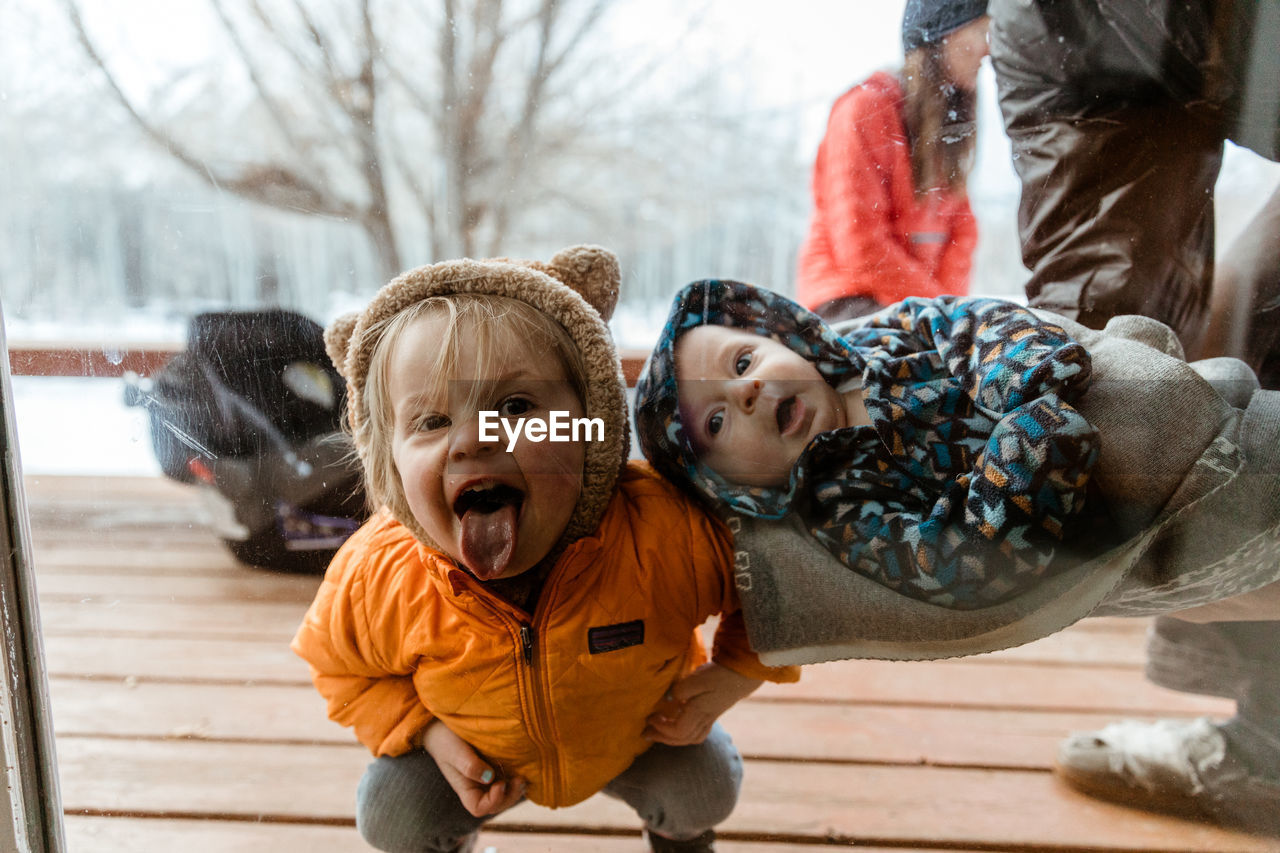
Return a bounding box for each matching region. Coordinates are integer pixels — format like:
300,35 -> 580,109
776,396 -> 802,435
454,483 -> 524,517
454,483 -> 525,580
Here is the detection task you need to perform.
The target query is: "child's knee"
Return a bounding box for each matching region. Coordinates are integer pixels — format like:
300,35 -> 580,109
355,753 -> 483,852
649,727 -> 745,833
354,759 -> 414,849
689,727 -> 745,822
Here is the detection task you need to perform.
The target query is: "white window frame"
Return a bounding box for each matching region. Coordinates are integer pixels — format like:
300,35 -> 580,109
0,304 -> 67,853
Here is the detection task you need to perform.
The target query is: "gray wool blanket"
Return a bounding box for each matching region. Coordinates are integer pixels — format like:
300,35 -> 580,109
731,312 -> 1280,665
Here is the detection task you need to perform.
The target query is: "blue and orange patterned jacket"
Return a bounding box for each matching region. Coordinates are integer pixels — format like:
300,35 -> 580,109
634,280 -> 1108,610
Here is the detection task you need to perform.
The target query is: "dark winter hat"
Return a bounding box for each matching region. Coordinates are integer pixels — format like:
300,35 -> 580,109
901,0 -> 988,52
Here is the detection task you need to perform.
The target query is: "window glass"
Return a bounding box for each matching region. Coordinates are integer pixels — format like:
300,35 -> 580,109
3,0 -> 1279,847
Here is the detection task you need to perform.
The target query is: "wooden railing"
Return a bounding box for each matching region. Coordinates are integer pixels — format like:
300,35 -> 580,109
6,343 -> 181,380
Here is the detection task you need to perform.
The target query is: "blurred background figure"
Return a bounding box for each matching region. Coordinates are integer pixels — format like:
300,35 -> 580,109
990,0 -> 1278,353
1200,184 -> 1280,389
795,0 -> 989,323
990,0 -> 1280,833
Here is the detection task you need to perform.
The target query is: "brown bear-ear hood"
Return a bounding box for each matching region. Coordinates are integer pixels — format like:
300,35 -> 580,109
328,245 -> 628,550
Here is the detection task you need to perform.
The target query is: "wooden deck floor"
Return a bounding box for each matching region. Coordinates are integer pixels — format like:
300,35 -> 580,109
22,474 -> 1280,852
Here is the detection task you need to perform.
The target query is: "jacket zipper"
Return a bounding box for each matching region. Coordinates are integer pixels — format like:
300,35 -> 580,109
466,584 -> 562,804
520,624 -> 534,664
518,612 -> 562,803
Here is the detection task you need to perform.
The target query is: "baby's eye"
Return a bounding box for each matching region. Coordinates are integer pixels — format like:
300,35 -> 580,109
707,411 -> 724,437
416,413 -> 450,432
734,352 -> 752,375
498,397 -> 534,418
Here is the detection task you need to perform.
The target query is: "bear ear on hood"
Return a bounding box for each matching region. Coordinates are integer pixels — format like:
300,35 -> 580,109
547,245 -> 621,323
324,311 -> 360,379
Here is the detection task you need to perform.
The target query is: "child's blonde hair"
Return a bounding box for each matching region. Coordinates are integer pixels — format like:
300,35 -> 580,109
361,293 -> 589,524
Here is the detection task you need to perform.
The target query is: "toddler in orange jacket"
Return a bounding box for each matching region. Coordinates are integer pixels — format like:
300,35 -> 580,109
290,246 -> 797,853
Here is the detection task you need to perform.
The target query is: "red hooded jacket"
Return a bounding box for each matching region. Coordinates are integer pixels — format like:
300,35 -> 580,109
796,71 -> 977,310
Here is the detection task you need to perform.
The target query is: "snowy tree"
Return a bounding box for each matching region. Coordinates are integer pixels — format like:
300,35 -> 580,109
59,0 -> 799,284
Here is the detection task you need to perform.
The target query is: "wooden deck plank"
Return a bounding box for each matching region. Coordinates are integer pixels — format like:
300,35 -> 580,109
63,816 -> 377,853
31,546 -> 244,573
65,816 -> 915,853
36,598 -> 310,641
43,634 -> 311,683
54,738 -> 1279,851
36,572 -> 321,603
23,474 -> 1276,851
39,597 -> 1229,714
35,580 -> 1230,715
42,629 -> 1162,692
35,566 -> 1154,666
51,677 -> 1207,770
23,474 -> 193,501
761,660 -> 1232,715
42,638 -> 1231,719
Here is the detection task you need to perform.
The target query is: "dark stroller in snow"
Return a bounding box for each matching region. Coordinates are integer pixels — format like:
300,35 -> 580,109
125,309 -> 368,574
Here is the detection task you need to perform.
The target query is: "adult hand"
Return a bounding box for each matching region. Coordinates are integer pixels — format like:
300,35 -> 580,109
642,662 -> 761,746
423,721 -> 527,817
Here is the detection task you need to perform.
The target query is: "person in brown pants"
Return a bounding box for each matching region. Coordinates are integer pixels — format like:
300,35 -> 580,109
989,0 -> 1280,833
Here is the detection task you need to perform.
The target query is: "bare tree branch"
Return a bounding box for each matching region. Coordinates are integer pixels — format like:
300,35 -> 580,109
438,0 -> 465,255
392,145 -> 438,256
540,0 -> 609,82
59,0 -> 788,284
568,0 -> 714,115
487,0 -> 557,252
286,0 -> 341,83
208,0 -> 330,183
244,0 -> 355,145
354,0 -> 399,274
62,0 -> 227,190
64,0 -> 369,256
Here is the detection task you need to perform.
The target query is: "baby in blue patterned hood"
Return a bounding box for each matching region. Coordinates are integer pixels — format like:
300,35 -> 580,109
634,280 -> 1114,611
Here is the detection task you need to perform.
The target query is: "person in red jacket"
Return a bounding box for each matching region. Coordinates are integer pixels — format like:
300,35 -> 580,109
291,246 -> 798,853
795,0 -> 988,322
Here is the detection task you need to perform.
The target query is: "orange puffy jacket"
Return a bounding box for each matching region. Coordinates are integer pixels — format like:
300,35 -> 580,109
291,462 -> 799,808
795,71 -> 977,310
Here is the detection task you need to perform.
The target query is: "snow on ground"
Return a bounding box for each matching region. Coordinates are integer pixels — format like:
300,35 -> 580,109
10,376 -> 161,477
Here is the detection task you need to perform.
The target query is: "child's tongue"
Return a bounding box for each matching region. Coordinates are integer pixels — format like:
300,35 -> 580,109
460,504 -> 519,580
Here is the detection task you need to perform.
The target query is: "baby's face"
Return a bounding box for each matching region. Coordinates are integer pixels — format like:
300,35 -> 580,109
388,312 -> 586,580
675,324 -> 847,487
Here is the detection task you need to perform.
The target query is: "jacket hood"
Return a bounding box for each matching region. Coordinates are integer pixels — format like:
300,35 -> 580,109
634,279 -> 864,519
326,245 -> 628,551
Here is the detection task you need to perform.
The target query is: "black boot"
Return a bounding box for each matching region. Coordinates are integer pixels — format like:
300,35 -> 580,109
643,828 -> 716,852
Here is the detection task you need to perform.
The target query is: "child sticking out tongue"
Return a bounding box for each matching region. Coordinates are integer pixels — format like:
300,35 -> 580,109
453,483 -> 524,580
459,499 -> 519,580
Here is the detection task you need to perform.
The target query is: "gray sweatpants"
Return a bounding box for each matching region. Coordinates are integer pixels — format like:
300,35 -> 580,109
354,723 -> 743,853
